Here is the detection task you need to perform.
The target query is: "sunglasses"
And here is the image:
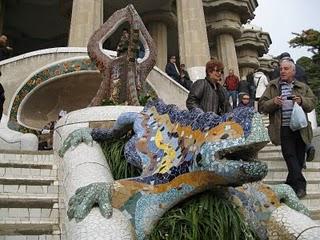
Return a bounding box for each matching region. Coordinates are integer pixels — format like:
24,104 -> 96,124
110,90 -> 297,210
242,98 -> 250,100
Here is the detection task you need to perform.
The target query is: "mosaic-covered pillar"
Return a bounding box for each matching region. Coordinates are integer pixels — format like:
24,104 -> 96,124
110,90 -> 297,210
68,0 -> 103,47
176,0 -> 210,81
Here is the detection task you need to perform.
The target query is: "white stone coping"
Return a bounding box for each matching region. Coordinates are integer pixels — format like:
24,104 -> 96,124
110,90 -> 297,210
0,47 -> 117,66
0,128 -> 38,151
55,106 -> 143,128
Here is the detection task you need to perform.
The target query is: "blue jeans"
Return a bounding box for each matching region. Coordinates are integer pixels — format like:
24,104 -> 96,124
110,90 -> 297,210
228,90 -> 238,108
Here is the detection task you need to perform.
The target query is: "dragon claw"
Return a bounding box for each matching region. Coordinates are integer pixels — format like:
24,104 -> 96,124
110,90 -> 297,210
59,128 -> 93,157
67,182 -> 114,222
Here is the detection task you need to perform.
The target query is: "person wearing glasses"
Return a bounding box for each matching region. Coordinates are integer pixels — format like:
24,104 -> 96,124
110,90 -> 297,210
165,55 -> 181,83
186,59 -> 231,115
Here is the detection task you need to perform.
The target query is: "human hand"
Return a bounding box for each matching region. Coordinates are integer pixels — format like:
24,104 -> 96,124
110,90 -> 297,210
273,96 -> 283,106
292,95 -> 302,105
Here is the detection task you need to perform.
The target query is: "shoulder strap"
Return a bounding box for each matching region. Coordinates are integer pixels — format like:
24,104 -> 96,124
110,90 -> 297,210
256,76 -> 262,87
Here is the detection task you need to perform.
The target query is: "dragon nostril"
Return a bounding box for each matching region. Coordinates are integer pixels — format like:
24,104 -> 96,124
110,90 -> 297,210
196,153 -> 202,165
220,133 -> 229,139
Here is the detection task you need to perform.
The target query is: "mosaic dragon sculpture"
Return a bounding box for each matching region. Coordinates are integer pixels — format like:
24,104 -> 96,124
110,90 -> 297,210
59,100 -> 319,239
87,4 -> 156,106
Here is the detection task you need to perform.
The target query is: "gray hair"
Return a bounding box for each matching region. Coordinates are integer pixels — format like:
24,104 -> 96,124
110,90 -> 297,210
280,58 -> 296,71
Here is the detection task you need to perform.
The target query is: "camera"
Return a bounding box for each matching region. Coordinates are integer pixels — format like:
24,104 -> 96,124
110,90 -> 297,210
287,96 -> 294,100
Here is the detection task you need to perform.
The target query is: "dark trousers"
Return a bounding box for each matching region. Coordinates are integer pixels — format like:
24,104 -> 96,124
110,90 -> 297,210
280,126 -> 306,193
0,106 -> 3,121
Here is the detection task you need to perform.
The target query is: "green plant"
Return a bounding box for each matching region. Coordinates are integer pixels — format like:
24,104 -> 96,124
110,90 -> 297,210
101,136 -> 141,179
150,191 -> 257,240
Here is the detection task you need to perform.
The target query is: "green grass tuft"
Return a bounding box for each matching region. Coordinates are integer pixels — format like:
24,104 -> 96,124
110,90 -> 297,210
149,191 -> 258,240
101,136 -> 141,180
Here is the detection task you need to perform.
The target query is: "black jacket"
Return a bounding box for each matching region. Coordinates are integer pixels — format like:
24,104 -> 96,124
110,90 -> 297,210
165,63 -> 180,82
0,83 -> 5,120
186,78 -> 232,114
238,80 -> 250,94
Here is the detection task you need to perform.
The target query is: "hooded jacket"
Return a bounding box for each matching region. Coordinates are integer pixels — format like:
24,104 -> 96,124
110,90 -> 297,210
253,71 -> 269,98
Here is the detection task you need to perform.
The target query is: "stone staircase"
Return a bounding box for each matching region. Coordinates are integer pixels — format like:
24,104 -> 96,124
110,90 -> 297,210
260,116 -> 320,221
0,150 -> 60,240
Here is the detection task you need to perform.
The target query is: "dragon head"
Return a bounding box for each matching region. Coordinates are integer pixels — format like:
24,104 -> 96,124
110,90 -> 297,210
198,109 -> 269,185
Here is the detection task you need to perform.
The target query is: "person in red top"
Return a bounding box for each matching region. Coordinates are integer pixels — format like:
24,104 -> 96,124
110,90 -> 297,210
224,69 -> 240,108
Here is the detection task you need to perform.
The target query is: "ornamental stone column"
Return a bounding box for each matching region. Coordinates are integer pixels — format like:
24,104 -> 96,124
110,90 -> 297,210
68,0 -> 103,47
143,11 -> 176,71
204,0 -> 258,77
235,24 -> 271,77
0,0 -> 5,33
176,0 -> 210,81
258,54 -> 276,79
147,22 -> 167,70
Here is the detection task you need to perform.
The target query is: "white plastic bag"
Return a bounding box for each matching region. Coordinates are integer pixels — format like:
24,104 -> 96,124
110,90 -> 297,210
290,102 -> 308,131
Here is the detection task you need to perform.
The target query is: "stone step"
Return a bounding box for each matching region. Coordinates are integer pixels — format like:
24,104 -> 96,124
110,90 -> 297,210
0,166 -> 57,186
0,235 -> 60,240
310,210 -> 320,221
0,192 -> 58,208
0,167 -> 57,178
0,152 -> 55,170
0,150 -> 53,155
300,193 -> 320,210
263,179 -> 320,194
265,168 -> 320,180
0,184 -> 58,195
0,208 -> 59,235
0,176 -> 56,186
0,154 -> 55,170
259,145 -> 281,153
258,151 -> 283,159
263,161 -> 320,170
259,155 -> 320,163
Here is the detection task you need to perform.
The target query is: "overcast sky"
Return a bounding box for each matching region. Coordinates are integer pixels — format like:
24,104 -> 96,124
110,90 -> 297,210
251,0 -> 320,61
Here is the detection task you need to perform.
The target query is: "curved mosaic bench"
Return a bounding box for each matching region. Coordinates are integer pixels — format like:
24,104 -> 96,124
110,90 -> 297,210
8,57 -> 98,133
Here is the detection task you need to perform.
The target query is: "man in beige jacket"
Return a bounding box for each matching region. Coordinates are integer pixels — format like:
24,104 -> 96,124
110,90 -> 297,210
259,59 -> 316,199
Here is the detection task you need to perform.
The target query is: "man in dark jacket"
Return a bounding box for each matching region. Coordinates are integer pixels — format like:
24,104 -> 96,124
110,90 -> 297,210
0,35 -> 13,61
186,59 -> 231,114
165,55 -> 180,83
0,71 -> 5,121
180,64 -> 192,90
